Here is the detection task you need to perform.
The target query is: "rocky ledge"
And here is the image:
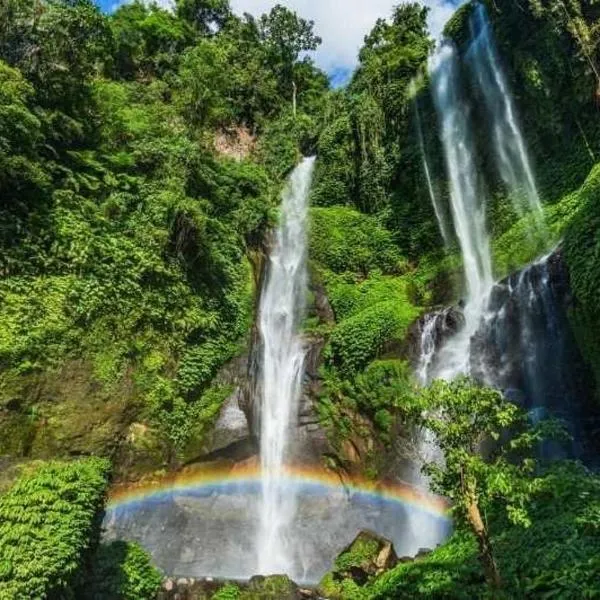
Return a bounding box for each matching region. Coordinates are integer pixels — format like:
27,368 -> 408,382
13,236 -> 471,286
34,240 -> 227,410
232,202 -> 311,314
158,575 -> 320,600
156,531 -> 433,600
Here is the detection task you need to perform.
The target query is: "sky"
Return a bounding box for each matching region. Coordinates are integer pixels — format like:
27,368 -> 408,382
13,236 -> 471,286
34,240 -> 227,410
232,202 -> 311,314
98,0 -> 459,85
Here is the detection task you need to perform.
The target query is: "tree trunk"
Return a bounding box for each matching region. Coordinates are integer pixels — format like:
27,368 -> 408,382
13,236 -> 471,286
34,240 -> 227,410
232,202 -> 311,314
292,81 -> 297,118
467,496 -> 502,590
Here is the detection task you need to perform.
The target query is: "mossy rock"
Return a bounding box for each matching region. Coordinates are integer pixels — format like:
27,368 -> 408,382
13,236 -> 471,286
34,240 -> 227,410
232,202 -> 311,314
318,531 -> 398,599
242,575 -> 300,599
0,360 -> 141,461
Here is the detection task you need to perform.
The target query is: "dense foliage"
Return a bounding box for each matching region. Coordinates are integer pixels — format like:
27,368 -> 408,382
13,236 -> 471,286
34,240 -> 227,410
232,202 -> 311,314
371,463 -> 600,599
411,379 -> 565,588
564,164 -> 600,399
0,0 -> 329,471
86,540 -> 162,600
308,204 -> 421,474
0,458 -> 111,599
311,4 -> 441,262
1,0 -> 600,598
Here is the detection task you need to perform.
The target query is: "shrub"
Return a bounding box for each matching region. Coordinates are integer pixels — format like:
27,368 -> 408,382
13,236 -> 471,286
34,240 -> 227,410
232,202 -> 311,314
564,165 -> 600,398
310,207 -> 405,277
328,301 -> 418,376
212,582 -> 241,599
86,541 -> 162,600
0,458 -> 111,599
328,275 -> 416,322
370,464 -> 600,599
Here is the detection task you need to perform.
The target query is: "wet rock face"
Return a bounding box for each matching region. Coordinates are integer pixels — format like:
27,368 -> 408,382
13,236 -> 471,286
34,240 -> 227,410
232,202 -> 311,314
158,577 -> 221,600
471,250 -> 598,459
408,306 -> 465,370
201,389 -> 256,462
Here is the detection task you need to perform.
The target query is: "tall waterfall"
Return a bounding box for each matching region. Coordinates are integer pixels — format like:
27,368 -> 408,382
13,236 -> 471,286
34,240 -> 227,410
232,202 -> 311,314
428,42 -> 494,381
257,157 -> 315,576
411,81 -> 452,247
468,4 -> 546,236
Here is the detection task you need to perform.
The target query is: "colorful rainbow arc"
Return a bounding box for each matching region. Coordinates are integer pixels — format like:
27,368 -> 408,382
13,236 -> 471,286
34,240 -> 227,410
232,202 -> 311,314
107,464 -> 450,520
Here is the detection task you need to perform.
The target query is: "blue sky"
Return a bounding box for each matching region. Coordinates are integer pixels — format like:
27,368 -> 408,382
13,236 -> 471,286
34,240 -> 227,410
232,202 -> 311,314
97,0 -> 459,85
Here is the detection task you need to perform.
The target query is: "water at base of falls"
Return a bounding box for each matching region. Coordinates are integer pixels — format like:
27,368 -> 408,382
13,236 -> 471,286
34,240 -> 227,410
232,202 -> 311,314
103,479 -> 451,585
257,157 -> 315,577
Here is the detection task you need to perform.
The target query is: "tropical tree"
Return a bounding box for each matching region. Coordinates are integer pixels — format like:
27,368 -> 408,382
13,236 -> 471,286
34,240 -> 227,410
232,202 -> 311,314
412,377 -> 563,590
258,4 -> 322,111
175,0 -> 231,36
110,1 -> 189,79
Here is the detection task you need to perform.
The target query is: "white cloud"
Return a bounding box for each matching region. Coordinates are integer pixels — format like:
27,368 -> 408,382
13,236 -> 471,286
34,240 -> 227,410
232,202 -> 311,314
230,0 -> 458,77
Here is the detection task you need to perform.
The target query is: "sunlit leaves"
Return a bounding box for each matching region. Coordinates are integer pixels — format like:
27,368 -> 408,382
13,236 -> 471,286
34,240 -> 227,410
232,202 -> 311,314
0,459 -> 111,599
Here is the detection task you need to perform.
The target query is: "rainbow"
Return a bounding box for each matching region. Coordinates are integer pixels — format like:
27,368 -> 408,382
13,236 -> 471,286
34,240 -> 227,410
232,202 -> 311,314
107,463 -> 450,520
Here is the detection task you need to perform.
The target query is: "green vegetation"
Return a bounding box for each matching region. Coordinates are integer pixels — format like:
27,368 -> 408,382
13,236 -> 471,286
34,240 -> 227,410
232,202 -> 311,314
309,205 -> 421,472
371,463 -> 600,599
210,575 -> 301,599
312,378 -> 600,600
410,379 -> 563,589
564,164 -> 600,399
213,583 -> 242,600
86,541 -> 163,600
0,0 -> 329,473
311,4 -> 441,262
1,0 -> 600,598
0,458 -> 111,599
310,207 -> 406,277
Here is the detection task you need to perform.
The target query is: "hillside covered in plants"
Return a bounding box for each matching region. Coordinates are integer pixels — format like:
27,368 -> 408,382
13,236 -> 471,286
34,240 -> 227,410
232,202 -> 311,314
1,0 -> 600,598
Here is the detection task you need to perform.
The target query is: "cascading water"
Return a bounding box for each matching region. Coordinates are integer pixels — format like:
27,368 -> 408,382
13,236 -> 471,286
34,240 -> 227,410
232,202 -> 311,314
420,30 -> 596,464
467,4 -> 546,237
428,42 -> 494,381
416,314 -> 442,385
257,157 -> 315,576
411,80 -> 452,247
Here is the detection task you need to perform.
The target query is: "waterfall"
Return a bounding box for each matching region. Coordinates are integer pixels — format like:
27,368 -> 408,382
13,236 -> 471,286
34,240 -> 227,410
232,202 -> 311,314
411,81 -> 452,247
467,4 -> 546,237
257,157 -> 315,576
428,42 -> 494,381
416,313 -> 441,385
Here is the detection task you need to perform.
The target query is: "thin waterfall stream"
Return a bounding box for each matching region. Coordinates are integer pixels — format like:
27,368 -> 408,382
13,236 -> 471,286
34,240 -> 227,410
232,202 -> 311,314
467,5 -> 543,216
427,41 -> 494,383
257,157 -> 315,576
467,4 -> 547,240
411,80 -> 452,247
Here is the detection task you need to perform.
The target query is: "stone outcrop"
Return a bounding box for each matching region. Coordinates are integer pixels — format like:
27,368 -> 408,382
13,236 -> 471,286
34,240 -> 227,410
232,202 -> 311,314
318,530 -> 399,598
0,359 -> 141,482
470,250 -> 598,459
158,575 -> 319,600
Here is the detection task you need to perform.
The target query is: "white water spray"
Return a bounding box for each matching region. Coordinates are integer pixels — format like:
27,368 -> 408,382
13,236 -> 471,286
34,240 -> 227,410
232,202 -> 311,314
428,42 -> 494,380
416,313 -> 441,385
468,4 -> 546,236
257,157 -> 315,576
